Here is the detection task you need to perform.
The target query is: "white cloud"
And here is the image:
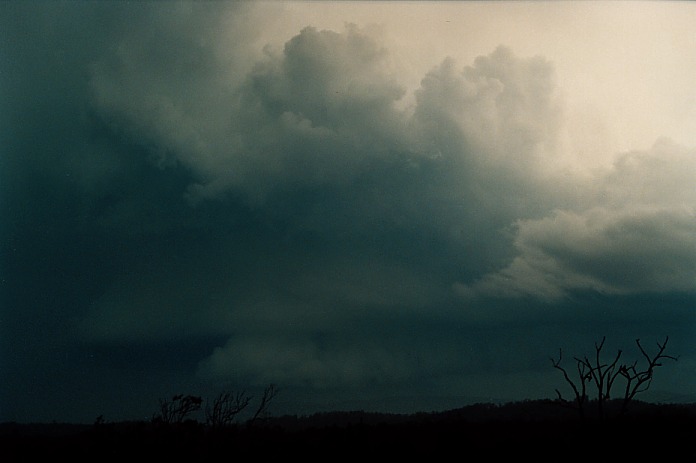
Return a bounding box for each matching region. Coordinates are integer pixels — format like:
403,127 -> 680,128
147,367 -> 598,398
457,140 -> 696,300
414,46 -> 563,172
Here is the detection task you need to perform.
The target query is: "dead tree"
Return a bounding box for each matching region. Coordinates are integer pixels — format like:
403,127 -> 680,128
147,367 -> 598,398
247,384 -> 279,427
551,347 -> 591,421
551,336 -> 677,421
205,391 -> 251,428
155,394 -> 203,424
617,337 -> 678,416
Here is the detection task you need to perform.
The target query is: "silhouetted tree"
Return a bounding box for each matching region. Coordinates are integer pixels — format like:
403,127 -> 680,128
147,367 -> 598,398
247,384 -> 278,427
205,391 -> 251,428
616,337 -> 678,416
551,336 -> 677,421
154,394 -> 203,424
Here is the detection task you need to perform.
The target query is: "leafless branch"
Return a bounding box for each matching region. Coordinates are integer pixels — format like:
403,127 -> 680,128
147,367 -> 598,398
248,384 -> 279,427
155,394 -> 203,424
552,336 -> 677,421
205,391 -> 251,428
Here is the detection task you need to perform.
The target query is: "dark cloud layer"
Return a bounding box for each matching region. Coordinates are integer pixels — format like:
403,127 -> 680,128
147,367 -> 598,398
1,2 -> 694,423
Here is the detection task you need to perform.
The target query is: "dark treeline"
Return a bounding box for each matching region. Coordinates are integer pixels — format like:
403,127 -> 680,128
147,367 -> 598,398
2,399 -> 696,460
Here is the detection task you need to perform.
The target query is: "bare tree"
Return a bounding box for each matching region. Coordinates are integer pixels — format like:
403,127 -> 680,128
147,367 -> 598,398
551,336 -> 677,421
551,346 -> 591,421
617,337 -> 678,416
205,391 -> 251,428
154,394 -> 203,424
247,384 -> 279,427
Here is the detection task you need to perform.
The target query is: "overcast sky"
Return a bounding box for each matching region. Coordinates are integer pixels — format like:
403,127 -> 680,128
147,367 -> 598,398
2,1 -> 695,424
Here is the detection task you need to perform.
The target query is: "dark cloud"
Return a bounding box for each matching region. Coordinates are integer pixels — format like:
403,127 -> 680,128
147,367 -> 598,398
1,2 -> 693,423
91,21 -> 415,205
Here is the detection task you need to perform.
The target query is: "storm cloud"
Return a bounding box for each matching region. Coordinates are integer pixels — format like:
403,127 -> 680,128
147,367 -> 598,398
2,1 -> 694,423
457,139 -> 696,300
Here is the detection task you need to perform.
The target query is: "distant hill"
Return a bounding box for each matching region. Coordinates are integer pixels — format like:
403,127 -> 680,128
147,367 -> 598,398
2,399 -> 695,460
263,398 -> 696,428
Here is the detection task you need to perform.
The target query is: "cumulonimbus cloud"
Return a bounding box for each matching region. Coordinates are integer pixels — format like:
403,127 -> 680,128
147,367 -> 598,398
89,16 -> 696,308
85,12 -> 696,388
90,20 -> 565,213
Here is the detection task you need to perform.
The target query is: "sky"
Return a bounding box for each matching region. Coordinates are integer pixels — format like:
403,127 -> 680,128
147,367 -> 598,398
1,1 -> 695,424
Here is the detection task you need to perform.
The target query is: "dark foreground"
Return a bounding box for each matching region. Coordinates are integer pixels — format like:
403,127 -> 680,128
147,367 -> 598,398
3,400 -> 695,460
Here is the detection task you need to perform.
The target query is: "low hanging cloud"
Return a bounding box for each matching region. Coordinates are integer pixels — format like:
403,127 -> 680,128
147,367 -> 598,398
198,335 -> 415,389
